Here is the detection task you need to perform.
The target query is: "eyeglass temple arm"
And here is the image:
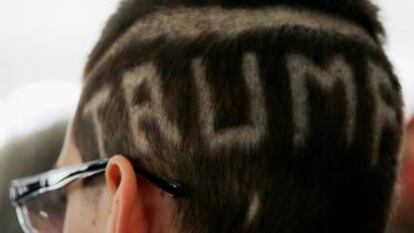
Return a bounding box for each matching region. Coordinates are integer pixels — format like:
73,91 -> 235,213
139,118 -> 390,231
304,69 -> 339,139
10,159 -> 186,206
132,164 -> 186,197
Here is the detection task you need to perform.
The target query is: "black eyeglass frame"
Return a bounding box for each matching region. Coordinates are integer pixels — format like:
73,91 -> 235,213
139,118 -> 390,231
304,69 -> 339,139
9,159 -> 185,233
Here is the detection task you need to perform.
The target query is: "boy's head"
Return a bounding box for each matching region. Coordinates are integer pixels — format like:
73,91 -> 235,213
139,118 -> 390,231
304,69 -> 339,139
57,1 -> 404,232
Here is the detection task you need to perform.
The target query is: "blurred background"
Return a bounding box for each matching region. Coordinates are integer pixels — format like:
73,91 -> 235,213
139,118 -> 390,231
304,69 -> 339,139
0,0 -> 413,232
0,0 -> 119,148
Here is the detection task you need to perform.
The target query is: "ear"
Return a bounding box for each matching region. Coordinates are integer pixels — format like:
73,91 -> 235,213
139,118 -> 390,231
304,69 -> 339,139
105,155 -> 149,233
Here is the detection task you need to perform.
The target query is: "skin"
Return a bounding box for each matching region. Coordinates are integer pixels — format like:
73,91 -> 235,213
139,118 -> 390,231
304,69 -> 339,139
397,118 -> 414,222
55,123 -> 177,233
388,116 -> 414,231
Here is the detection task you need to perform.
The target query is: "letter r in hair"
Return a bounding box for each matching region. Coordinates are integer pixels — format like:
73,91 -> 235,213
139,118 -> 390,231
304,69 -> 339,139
122,63 -> 182,154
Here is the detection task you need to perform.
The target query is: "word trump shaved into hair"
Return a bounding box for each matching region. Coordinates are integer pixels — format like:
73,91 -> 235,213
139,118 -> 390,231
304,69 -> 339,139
81,50 -> 398,165
73,2 -> 403,233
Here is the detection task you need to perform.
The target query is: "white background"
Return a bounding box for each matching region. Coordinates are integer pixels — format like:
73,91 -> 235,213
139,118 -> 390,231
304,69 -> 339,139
0,0 -> 413,149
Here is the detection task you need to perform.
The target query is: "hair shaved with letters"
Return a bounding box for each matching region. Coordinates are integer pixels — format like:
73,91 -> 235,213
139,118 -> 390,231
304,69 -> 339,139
73,1 -> 404,232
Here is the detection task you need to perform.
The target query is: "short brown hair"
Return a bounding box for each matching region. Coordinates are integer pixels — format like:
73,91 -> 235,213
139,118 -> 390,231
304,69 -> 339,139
73,1 -> 403,232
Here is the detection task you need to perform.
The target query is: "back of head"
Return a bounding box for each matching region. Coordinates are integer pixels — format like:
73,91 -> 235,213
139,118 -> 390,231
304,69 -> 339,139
73,1 -> 404,232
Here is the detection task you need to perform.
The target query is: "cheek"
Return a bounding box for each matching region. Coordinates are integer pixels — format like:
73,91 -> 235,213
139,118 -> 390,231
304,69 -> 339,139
63,186 -> 98,233
63,184 -> 111,233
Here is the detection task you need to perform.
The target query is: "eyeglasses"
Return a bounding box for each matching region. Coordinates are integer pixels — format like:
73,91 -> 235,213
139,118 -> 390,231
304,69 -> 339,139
9,159 -> 185,233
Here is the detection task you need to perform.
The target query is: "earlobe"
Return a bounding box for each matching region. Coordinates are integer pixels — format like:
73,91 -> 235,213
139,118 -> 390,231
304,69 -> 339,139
105,155 -> 149,233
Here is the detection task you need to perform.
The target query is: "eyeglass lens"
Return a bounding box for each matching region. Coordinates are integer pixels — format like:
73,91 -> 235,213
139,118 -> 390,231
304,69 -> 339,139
20,188 -> 67,233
